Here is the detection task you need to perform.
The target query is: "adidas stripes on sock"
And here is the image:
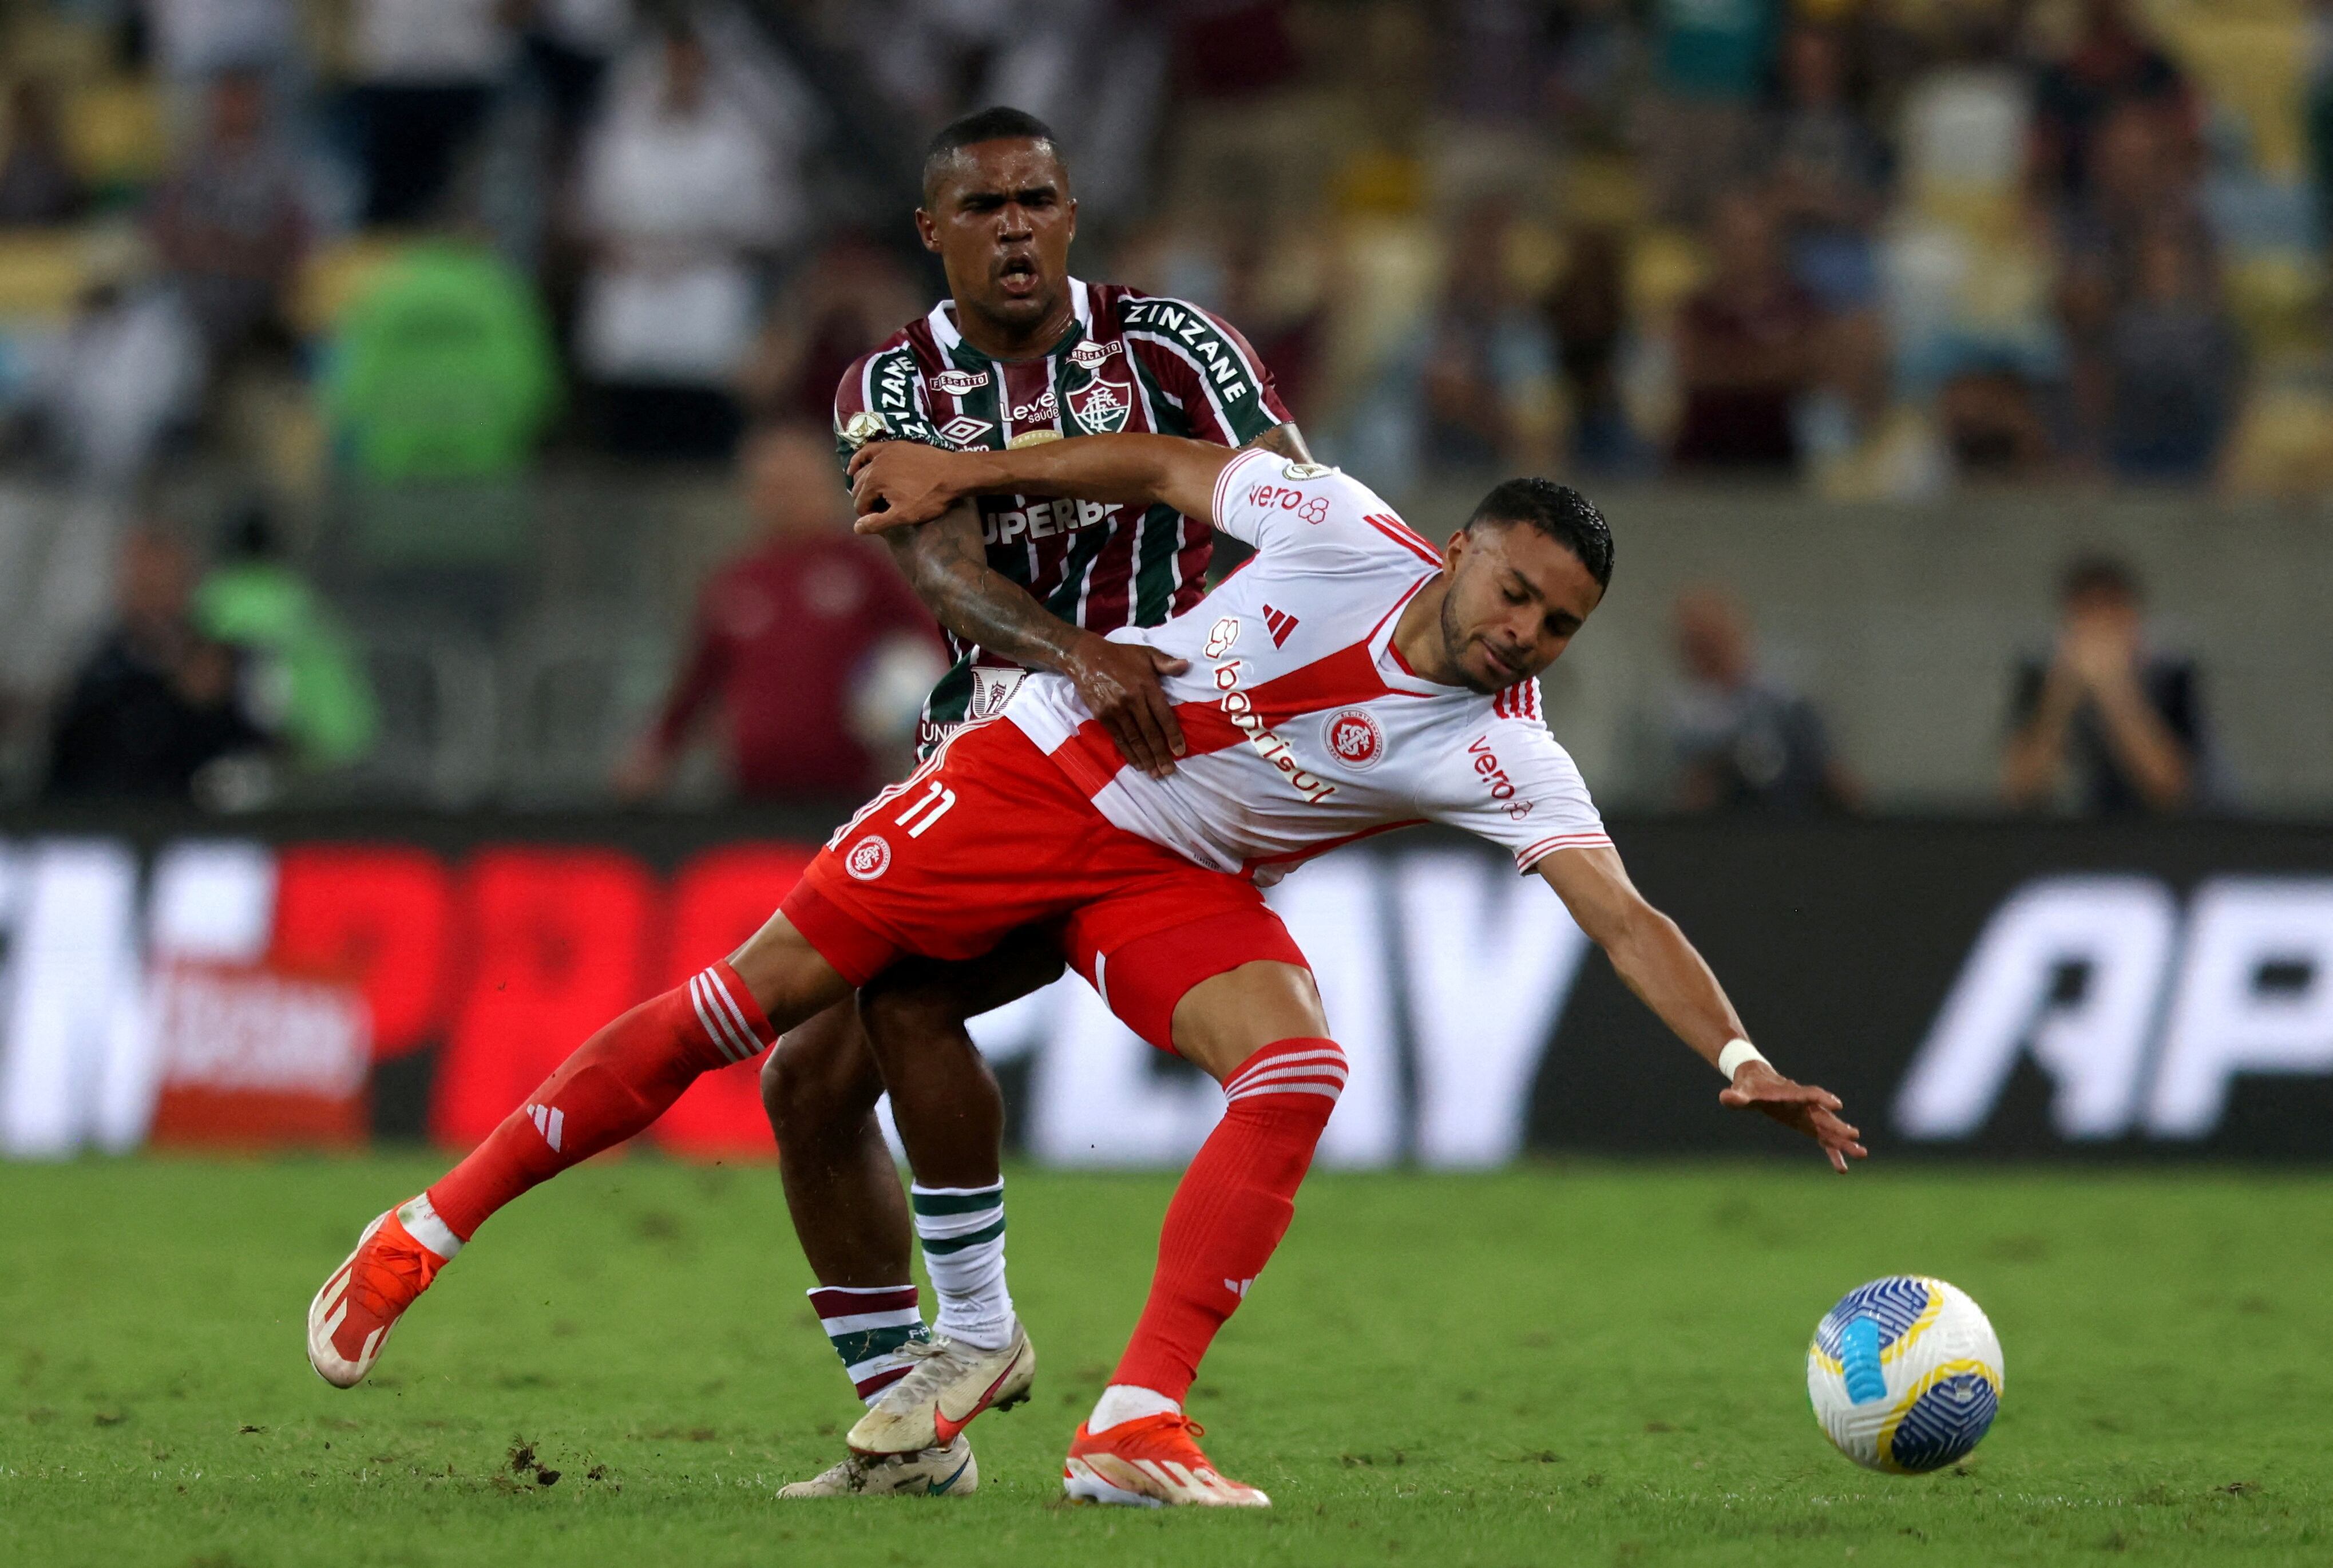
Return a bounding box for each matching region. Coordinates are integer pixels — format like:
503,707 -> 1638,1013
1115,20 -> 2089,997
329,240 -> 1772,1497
810,1284 -> 931,1405
1108,1037 -> 1346,1403
425,963 -> 775,1241
912,1181 -> 1015,1352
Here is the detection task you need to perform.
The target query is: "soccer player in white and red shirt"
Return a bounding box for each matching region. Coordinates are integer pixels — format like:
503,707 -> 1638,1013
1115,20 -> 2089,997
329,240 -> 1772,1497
312,105 -> 1316,1503
305,427 -> 1863,1507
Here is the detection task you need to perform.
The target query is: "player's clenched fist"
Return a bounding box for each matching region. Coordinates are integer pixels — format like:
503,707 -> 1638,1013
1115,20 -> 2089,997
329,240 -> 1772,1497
850,440 -> 967,530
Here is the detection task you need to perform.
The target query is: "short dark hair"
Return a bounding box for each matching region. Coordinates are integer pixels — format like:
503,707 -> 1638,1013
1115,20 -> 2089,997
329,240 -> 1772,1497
922,106 -> 1063,204
1466,477 -> 1614,589
2060,552 -> 2140,603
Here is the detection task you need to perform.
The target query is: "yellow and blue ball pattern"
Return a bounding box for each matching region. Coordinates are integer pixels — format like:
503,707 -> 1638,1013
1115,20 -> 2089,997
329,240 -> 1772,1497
1806,1276 -> 2004,1473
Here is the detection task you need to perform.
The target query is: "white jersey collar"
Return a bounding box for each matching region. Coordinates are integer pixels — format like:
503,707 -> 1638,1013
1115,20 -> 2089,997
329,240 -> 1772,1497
1371,571 -> 1455,698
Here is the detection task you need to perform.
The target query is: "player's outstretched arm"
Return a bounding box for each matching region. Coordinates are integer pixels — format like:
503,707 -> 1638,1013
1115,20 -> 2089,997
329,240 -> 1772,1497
1536,845 -> 1868,1173
876,498 -> 1189,777
850,433 -> 1234,532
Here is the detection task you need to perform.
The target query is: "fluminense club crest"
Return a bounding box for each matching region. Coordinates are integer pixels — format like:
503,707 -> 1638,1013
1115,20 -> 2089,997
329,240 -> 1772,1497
1068,378 -> 1132,434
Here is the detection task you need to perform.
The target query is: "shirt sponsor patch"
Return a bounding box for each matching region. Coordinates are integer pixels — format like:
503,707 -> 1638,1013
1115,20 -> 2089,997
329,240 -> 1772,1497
1069,339 -> 1116,369
1282,461 -> 1334,479
839,411 -> 890,451
930,369 -> 989,396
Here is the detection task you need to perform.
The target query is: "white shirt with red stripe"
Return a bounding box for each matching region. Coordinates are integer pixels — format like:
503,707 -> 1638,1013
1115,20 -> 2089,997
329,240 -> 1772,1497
1003,448 -> 1611,882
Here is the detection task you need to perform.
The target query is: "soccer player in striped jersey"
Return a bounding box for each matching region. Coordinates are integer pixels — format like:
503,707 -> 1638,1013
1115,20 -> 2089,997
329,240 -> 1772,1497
760,106 -> 1312,1498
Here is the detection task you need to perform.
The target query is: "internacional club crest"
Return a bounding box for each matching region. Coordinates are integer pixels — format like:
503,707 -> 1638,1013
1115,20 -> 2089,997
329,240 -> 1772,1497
1324,708 -> 1385,770
844,836 -> 893,881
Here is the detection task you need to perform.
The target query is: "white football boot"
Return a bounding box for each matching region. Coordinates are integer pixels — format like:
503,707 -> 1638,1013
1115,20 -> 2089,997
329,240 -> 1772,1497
777,1437 -> 978,1498
845,1323 -> 1036,1455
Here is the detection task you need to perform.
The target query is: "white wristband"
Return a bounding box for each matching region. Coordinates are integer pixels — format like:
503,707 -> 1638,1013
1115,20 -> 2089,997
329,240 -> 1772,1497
1717,1038 -> 1769,1082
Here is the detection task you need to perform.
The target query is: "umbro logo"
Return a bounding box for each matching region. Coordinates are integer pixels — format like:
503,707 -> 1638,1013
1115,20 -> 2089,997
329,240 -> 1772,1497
1262,605 -> 1298,647
526,1103 -> 565,1153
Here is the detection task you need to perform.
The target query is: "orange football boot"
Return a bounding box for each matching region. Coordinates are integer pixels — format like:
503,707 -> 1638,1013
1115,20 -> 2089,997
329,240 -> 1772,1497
1062,1413 -> 1271,1508
307,1207 -> 450,1388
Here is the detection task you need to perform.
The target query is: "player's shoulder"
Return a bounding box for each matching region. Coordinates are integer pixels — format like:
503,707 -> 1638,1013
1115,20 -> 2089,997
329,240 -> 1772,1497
1423,679 -> 1571,766
835,314 -> 954,441
1216,447 -> 1384,503
1216,449 -> 1437,556
1104,283 -> 1207,331
1108,288 -> 1258,360
1488,677 -> 1545,728
1422,689 -> 1594,818
846,315 -> 930,371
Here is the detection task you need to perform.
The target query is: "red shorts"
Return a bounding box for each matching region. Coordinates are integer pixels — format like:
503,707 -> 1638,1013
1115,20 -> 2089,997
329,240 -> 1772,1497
783,720 -> 1307,1052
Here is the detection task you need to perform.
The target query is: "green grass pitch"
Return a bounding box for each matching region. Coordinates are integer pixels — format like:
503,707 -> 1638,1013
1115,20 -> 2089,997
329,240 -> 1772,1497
2,1155 -> 2326,1566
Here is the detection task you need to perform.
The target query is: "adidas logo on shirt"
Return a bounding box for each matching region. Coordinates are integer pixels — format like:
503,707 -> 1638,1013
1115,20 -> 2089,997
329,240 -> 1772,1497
1262,605 -> 1298,647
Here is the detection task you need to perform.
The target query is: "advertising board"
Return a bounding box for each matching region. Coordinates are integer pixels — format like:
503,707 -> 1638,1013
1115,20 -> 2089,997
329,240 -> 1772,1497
1,817 -> 2326,1163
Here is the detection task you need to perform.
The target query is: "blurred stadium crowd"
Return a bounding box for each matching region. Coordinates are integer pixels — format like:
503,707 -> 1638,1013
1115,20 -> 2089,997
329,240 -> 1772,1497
0,0 -> 2322,814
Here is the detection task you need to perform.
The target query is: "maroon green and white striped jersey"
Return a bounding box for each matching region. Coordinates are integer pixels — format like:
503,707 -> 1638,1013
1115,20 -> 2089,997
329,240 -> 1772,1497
833,278 -> 1291,754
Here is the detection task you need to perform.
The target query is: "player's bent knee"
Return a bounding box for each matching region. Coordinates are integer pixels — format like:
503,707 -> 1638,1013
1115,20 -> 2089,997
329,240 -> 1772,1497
855,980 -> 958,1047
1170,960 -> 1329,1082
727,912 -> 855,1031
762,1010 -> 884,1141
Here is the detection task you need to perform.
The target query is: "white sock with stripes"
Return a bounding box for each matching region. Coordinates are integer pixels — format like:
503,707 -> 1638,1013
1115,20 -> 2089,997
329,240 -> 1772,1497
808,1284 -> 930,1406
911,1181 -> 1015,1352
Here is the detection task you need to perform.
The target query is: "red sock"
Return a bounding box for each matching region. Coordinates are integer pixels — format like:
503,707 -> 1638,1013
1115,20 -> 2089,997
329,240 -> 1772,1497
1110,1038 -> 1347,1401
425,963 -> 774,1241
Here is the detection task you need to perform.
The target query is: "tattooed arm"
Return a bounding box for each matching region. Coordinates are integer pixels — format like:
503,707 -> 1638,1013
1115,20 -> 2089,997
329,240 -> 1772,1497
861,421 -> 1303,775
1249,422 -> 1313,462
880,502 -> 1189,777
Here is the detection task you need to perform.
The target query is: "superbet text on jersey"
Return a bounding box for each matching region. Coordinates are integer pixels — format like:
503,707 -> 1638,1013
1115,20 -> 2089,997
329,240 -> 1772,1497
834,280 -> 1290,752
1005,449 -> 1612,881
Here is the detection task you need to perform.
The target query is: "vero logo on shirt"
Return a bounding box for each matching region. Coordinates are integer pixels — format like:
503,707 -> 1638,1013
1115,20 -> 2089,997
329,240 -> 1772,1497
1469,734 -> 1532,820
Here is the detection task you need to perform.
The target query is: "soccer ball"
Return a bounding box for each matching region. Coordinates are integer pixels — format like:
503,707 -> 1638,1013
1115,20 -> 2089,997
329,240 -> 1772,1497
1807,1276 -> 2003,1473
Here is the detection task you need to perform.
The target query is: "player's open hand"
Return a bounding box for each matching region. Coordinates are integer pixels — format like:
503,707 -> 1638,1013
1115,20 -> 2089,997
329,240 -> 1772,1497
850,441 -> 964,532
1720,1062 -> 1867,1173
1068,631 -> 1189,778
